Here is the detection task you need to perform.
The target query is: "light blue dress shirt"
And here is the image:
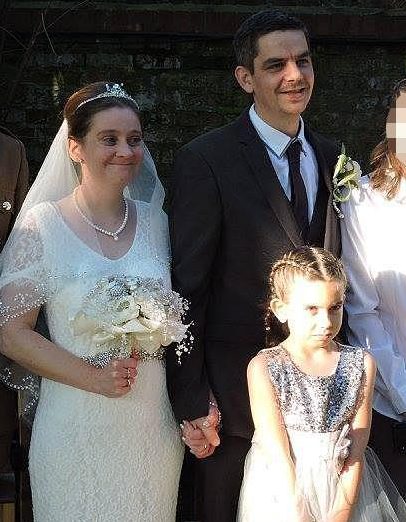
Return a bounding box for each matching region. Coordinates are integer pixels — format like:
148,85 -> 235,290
249,104 -> 319,222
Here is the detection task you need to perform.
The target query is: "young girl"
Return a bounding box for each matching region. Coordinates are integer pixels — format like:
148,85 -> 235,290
237,246 -> 406,522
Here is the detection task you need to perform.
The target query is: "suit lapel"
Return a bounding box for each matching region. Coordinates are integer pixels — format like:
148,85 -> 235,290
306,127 -> 332,192
305,126 -> 341,255
235,111 -> 302,247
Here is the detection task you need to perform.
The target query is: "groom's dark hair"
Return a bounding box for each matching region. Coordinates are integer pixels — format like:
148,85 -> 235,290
233,9 -> 310,73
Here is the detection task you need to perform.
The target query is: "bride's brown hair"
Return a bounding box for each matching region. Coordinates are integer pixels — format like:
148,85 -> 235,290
64,82 -> 140,140
265,247 -> 346,347
370,79 -> 406,199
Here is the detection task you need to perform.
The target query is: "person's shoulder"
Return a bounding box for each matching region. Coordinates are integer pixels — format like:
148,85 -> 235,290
0,125 -> 25,150
337,341 -> 364,354
0,125 -> 24,143
133,198 -> 150,211
248,347 -> 287,391
249,346 -> 284,370
362,350 -> 377,381
0,125 -> 18,139
178,110 -> 245,155
337,342 -> 375,371
24,201 -> 54,224
180,123 -> 235,151
340,341 -> 376,365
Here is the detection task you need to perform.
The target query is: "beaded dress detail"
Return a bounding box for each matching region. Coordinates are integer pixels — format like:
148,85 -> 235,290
4,201 -> 183,522
268,344 -> 363,433
238,344 -> 406,522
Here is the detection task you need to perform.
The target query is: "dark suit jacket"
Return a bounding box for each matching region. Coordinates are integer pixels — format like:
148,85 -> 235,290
166,109 -> 341,439
0,127 -> 29,472
0,127 -> 29,251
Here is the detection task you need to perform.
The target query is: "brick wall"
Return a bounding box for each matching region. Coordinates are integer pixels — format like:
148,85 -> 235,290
1,2 -> 406,188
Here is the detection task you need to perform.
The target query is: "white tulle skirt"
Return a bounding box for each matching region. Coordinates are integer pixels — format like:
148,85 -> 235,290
237,428 -> 406,522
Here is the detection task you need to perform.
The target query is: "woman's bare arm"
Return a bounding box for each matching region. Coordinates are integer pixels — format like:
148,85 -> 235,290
1,308 -> 138,398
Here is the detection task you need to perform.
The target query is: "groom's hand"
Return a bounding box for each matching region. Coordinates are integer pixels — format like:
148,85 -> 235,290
181,420 -> 216,458
181,404 -> 221,458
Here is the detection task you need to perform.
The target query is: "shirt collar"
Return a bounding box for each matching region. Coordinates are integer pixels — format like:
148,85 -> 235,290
249,104 -> 306,158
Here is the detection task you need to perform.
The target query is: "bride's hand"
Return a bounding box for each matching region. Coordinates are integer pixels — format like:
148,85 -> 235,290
93,357 -> 138,397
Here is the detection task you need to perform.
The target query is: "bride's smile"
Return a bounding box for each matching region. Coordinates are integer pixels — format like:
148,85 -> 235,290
69,105 -> 144,188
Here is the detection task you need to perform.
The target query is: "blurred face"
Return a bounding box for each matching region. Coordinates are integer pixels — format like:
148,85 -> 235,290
235,30 -> 314,133
272,276 -> 344,350
69,106 -> 144,188
386,91 -> 406,164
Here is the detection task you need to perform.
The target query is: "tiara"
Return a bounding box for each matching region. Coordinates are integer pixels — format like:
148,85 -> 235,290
75,83 -> 140,111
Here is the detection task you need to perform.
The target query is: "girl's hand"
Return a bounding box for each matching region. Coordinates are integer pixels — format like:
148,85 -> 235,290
93,357 -> 138,397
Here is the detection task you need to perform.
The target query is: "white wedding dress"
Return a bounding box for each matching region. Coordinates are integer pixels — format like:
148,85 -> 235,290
22,200 -> 183,521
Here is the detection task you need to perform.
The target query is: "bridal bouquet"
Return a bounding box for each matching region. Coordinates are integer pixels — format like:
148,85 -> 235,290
71,276 -> 192,365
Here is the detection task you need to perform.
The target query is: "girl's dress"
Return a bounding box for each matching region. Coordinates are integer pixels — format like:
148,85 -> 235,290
237,343 -> 406,522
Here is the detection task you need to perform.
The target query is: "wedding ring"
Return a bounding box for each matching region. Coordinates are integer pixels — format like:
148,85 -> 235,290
202,419 -> 210,428
127,378 -> 131,387
203,444 -> 208,450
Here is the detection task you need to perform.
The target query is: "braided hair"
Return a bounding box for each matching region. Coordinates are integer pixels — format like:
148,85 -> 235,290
265,246 -> 346,347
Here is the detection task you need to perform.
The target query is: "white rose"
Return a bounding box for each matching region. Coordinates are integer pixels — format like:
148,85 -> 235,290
114,295 -> 140,324
352,160 -> 362,181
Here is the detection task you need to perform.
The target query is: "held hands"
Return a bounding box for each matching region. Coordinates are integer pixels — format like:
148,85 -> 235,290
181,402 -> 221,458
94,356 -> 139,398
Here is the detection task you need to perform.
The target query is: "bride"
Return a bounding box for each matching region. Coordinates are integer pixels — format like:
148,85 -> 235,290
0,82 -> 184,521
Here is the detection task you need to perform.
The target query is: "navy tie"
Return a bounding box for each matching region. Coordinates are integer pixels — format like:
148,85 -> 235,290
286,140 -> 309,236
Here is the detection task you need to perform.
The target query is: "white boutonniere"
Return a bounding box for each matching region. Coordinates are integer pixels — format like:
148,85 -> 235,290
332,144 -> 362,218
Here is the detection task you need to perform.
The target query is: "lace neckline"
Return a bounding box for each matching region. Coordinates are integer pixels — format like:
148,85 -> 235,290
278,342 -> 343,380
47,200 -> 139,262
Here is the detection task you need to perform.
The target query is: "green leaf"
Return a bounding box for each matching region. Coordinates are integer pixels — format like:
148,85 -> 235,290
336,171 -> 358,186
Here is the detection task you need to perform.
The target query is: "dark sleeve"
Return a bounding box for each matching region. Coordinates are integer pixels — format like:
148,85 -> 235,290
166,143 -> 221,422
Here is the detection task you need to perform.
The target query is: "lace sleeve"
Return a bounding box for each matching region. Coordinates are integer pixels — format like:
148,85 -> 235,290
0,206 -> 50,326
0,207 -> 52,421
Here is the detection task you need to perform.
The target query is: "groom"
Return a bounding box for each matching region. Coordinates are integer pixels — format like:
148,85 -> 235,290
167,8 -> 341,521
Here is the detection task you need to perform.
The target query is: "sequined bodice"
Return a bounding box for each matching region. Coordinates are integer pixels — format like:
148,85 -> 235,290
264,344 -> 365,432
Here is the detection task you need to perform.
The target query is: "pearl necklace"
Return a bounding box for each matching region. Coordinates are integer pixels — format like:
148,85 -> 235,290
73,188 -> 129,241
